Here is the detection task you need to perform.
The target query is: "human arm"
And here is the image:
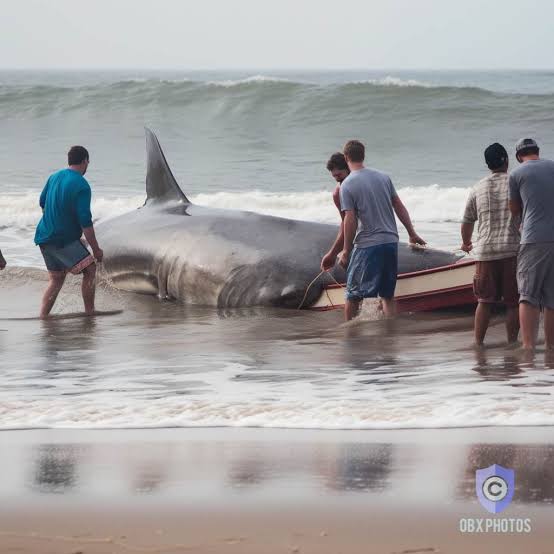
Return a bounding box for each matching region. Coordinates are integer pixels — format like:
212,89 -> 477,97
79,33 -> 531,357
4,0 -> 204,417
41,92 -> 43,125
338,210 -> 358,268
460,222 -> 474,253
39,178 -> 50,210
77,185 -> 102,261
460,189 -> 477,252
508,174 -> 522,218
509,199 -> 522,218
0,249 -> 6,270
391,195 -> 426,246
321,186 -> 345,270
321,222 -> 344,271
82,226 -> 103,262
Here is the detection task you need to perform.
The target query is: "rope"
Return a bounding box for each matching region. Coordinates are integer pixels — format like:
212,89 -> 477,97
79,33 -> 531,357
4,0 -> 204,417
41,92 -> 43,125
297,270 -> 345,310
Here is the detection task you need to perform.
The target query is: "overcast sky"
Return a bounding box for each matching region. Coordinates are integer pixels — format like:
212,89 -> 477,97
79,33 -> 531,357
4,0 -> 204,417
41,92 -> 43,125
2,0 -> 554,70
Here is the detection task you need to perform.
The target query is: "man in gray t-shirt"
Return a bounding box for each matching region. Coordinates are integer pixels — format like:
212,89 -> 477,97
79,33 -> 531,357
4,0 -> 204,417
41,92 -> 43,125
509,138 -> 554,350
334,140 -> 425,321
340,166 -> 399,248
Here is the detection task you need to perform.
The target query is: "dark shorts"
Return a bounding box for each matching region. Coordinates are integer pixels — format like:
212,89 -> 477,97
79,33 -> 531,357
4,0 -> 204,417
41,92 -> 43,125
517,242 -> 554,309
39,240 -> 95,274
473,257 -> 519,307
345,242 -> 398,301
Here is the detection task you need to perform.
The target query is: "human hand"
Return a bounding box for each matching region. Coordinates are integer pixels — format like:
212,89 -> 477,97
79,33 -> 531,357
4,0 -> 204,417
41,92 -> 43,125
409,233 -> 427,247
93,247 -> 104,263
461,242 -> 473,253
320,251 -> 336,271
338,250 -> 350,269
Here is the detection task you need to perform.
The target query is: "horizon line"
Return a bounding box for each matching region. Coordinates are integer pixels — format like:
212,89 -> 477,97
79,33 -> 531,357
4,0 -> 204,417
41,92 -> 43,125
1,66 -> 554,72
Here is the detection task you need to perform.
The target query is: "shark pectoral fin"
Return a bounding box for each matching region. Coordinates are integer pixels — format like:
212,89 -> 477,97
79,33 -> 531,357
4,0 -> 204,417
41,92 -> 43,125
218,263 -> 317,309
144,127 -> 191,206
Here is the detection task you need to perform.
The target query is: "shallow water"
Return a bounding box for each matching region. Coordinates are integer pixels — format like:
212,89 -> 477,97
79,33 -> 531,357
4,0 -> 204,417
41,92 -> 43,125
1,267 -> 553,430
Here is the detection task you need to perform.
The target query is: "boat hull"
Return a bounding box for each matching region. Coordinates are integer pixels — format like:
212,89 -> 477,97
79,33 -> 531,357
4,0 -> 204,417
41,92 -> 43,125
309,260 -> 477,312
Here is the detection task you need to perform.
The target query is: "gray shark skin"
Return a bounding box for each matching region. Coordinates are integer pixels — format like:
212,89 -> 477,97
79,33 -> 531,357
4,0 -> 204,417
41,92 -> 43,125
96,129 -> 460,309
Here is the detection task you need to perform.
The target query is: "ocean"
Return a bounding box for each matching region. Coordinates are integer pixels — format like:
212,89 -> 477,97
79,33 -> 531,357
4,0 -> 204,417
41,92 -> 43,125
1,69 -> 554,430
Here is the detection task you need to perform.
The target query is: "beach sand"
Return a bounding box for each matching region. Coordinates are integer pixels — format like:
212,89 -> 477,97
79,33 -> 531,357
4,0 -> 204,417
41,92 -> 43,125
1,427 -> 553,554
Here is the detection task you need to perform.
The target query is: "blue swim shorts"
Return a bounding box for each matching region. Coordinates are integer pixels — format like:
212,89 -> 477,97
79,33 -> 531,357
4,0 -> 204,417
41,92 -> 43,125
39,240 -> 95,274
345,242 -> 398,301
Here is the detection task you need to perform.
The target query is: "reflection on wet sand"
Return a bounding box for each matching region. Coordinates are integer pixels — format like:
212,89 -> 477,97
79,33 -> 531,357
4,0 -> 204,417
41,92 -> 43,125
31,444 -> 80,493
17,433 -> 553,509
324,444 -> 393,492
132,464 -> 168,494
226,443 -> 394,493
461,444 -> 554,505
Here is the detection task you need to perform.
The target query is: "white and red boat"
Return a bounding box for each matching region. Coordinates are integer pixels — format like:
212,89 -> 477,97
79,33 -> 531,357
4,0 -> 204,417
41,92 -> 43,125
309,259 -> 477,313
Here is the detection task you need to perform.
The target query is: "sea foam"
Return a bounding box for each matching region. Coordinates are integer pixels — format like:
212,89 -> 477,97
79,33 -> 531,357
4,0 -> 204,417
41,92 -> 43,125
0,185 -> 469,231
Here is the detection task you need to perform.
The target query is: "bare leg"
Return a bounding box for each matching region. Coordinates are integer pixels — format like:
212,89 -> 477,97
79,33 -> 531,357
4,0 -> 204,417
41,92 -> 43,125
344,298 -> 362,321
505,306 -> 520,344
40,271 -> 66,319
474,302 -> 492,345
519,302 -> 540,350
381,297 -> 396,318
82,263 -> 97,315
544,307 -> 554,350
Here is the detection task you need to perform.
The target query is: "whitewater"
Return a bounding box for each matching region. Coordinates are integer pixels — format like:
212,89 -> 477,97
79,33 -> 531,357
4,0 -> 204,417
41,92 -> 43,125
1,185 -> 468,267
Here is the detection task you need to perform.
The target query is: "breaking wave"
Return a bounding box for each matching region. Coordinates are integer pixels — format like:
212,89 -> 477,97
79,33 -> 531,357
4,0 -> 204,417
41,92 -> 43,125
0,185 -> 469,231
2,74 -> 552,119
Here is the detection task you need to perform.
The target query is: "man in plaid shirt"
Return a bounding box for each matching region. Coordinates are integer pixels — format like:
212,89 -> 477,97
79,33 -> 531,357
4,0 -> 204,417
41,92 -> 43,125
461,143 -> 521,345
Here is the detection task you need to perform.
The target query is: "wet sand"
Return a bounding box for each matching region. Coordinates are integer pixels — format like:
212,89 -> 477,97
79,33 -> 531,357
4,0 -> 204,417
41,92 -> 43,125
1,427 -> 554,553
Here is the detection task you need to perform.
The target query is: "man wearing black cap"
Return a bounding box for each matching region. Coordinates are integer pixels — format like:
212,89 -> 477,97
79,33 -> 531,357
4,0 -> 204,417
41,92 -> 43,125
509,138 -> 554,350
461,143 -> 521,345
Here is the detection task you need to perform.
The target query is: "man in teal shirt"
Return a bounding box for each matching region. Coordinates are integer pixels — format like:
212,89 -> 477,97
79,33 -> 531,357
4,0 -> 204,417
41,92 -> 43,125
34,146 -> 103,318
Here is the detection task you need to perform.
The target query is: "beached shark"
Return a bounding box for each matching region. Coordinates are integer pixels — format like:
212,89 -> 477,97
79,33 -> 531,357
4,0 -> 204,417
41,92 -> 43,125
96,129 -> 460,309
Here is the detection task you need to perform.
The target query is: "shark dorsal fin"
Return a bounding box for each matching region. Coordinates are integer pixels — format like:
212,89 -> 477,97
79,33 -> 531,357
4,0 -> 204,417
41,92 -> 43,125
145,127 -> 190,205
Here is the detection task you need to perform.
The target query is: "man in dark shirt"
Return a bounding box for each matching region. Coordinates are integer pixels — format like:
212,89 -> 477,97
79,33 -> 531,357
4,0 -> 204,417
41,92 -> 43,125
34,146 -> 103,319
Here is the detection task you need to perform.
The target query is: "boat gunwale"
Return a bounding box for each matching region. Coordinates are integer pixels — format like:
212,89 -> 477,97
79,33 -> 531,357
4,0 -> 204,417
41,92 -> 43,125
322,258 -> 475,291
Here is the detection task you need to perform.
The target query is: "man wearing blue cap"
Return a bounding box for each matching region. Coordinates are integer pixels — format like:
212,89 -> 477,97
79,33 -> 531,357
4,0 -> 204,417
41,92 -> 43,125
509,138 -> 554,350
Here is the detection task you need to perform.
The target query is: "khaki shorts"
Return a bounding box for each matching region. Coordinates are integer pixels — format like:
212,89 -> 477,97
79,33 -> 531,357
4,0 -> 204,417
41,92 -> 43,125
517,242 -> 554,309
473,257 -> 519,307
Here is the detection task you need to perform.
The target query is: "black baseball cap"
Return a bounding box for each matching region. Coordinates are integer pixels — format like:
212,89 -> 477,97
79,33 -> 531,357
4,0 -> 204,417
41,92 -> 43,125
484,143 -> 508,170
